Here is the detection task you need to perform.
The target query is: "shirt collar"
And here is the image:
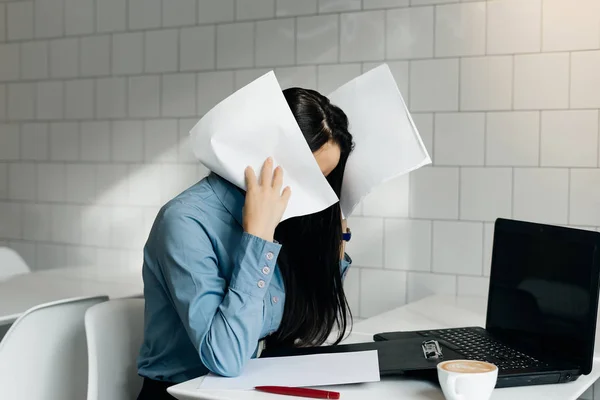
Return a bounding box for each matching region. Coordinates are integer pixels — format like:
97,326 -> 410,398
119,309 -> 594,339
207,172 -> 245,226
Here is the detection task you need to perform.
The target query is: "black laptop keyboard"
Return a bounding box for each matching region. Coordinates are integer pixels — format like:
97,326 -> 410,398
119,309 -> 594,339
418,328 -> 550,371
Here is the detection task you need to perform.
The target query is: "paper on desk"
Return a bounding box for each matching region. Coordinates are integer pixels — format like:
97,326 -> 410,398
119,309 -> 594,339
198,350 -> 380,391
190,64 -> 430,221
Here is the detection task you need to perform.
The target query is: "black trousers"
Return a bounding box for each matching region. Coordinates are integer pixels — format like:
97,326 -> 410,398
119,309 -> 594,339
137,378 -> 177,400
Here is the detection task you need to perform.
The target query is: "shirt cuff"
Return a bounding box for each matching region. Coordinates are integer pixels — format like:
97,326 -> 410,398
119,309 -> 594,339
341,253 -> 352,279
230,232 -> 282,297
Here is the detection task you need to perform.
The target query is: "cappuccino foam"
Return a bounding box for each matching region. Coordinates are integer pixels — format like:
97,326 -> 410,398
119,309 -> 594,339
440,360 -> 496,374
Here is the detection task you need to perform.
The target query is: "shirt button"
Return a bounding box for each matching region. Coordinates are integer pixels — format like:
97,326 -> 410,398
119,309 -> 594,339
272,296 -> 279,304
257,280 -> 265,288
266,252 -> 274,261
262,266 -> 270,275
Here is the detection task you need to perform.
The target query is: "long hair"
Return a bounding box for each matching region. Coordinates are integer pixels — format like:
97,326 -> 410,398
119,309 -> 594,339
266,88 -> 354,349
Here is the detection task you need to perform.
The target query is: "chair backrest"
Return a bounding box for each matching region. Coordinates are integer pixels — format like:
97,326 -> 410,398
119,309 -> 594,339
0,247 -> 30,281
85,298 -> 145,400
0,296 -> 108,400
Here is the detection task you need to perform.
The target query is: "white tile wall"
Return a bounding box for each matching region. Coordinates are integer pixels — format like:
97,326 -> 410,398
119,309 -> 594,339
256,19 -> 295,67
236,0 -> 275,21
198,0 -> 235,24
434,113 -> 485,166
276,0 -> 317,16
49,38 -> 79,79
384,219 -> 431,272
408,272 -> 456,303
97,0 -> 126,33
180,26 -> 216,72
129,76 -> 161,118
80,121 -> 111,162
513,53 -> 570,110
197,71 -> 235,115
0,45 -> 20,84
570,170 -> 600,227
486,112 -> 540,166
460,56 -> 512,111
145,30 -> 179,73
296,15 -> 338,65
162,0 -> 197,28
8,163 -> 36,201
8,83 -> 35,121
216,23 -> 254,69
49,122 -> 79,161
65,79 -> 94,119
386,6 -> 434,59
64,0 -> 94,36
0,5 -> 5,43
0,124 -> 20,160
435,2 -> 486,57
340,11 -> 385,62
542,0 -> 600,52
410,59 -> 459,112
34,0 -> 63,39
161,74 -> 197,117
513,168 -> 569,225
410,167 -> 459,219
1,7 -> 599,389
96,78 -> 126,118
7,1 -> 34,41
460,168 -> 512,221
571,51 -> 600,109
112,33 -> 144,75
129,0 -> 161,31
432,221 -> 483,276
345,217 -> 384,268
81,36 -> 111,77
486,0 -> 541,55
21,123 -> 48,161
360,269 -> 407,318
36,81 -> 64,120
541,111 -> 599,167
317,63 -> 362,93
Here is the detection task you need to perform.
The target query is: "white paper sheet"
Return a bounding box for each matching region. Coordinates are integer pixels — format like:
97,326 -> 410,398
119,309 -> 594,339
190,71 -> 338,221
190,63 -> 431,220
328,64 -> 431,217
198,350 -> 380,391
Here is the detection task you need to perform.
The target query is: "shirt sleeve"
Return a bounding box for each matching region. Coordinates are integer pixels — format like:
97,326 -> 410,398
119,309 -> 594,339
341,252 -> 352,280
154,205 -> 280,377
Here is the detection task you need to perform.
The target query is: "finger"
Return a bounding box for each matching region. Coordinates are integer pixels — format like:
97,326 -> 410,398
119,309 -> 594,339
245,166 -> 257,191
260,157 -> 273,187
280,186 -> 292,205
272,166 -> 283,191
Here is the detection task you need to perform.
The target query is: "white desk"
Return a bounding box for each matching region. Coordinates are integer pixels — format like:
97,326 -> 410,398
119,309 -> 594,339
0,266 -> 143,325
168,295 -> 600,400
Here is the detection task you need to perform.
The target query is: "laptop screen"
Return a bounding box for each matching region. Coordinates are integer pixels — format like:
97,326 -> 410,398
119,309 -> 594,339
486,219 -> 600,373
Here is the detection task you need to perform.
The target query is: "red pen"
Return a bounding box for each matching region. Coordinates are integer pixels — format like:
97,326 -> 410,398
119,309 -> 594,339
255,386 -> 340,399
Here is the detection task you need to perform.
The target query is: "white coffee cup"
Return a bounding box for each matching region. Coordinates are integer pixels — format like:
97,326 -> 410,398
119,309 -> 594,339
437,359 -> 498,400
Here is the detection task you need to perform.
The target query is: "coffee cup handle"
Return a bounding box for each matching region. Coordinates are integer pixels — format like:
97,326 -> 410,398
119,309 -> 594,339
447,375 -> 466,400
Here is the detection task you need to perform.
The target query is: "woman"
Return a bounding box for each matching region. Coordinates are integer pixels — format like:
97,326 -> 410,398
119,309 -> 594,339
136,88 -> 354,399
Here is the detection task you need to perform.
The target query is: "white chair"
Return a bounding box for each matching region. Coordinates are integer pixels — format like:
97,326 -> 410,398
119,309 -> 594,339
85,298 -> 145,400
0,296 -> 108,400
0,247 -> 31,281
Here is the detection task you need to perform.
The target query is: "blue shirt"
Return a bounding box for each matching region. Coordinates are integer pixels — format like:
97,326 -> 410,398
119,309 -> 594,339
137,173 -> 351,383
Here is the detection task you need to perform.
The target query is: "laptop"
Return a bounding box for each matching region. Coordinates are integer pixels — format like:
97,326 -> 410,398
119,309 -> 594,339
373,218 -> 600,388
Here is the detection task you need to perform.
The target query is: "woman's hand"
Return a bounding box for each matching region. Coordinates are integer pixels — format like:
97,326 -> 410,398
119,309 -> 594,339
243,157 -> 292,242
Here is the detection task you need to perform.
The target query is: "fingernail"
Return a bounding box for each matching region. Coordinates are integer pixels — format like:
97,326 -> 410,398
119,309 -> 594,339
267,157 -> 272,163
